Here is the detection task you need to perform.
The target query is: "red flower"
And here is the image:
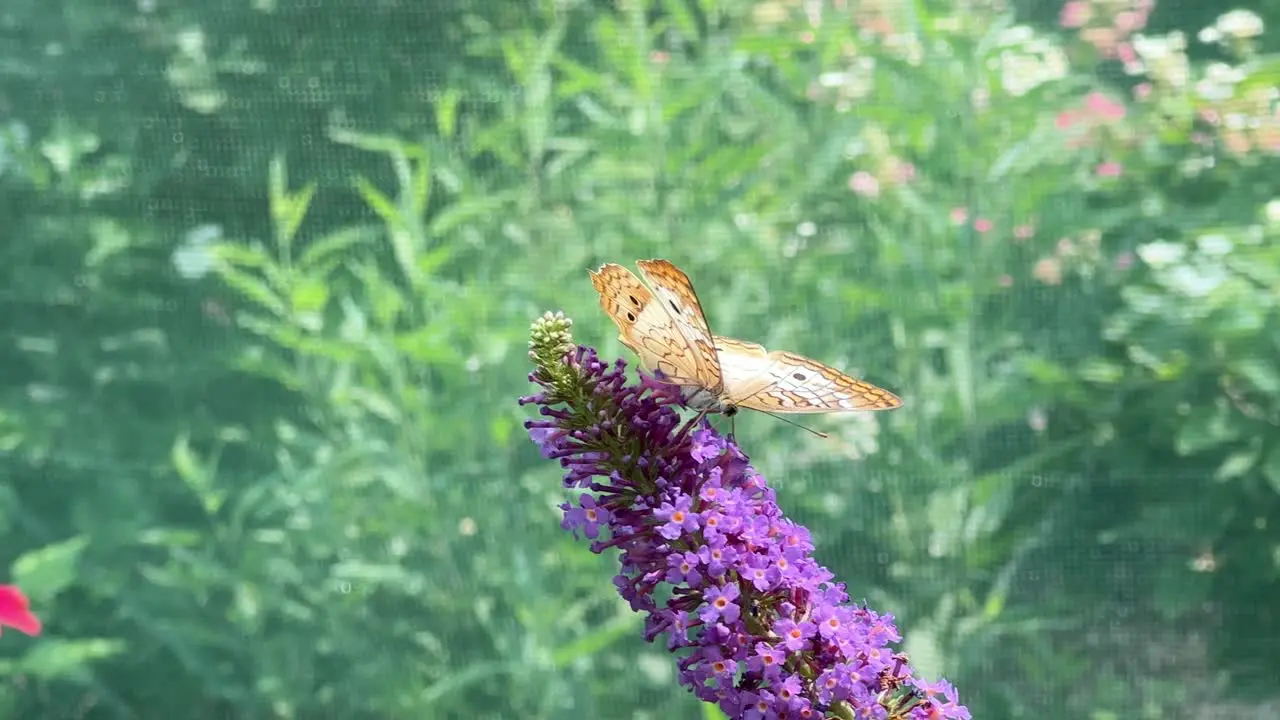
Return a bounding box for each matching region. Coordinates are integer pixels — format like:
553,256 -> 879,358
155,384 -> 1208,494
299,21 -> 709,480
0,585 -> 42,637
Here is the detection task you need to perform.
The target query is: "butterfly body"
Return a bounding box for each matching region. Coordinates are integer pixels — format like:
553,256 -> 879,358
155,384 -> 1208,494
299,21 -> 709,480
589,259 -> 902,422
679,384 -> 735,416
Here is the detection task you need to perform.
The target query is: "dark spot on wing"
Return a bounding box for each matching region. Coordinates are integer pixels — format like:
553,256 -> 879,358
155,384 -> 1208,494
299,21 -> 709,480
625,311 -> 636,322
792,372 -> 806,381
668,299 -> 681,314
628,295 -> 642,306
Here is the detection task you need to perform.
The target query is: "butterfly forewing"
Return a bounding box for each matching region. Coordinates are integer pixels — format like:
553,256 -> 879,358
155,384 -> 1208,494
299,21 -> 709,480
635,259 -> 722,391
589,263 -> 719,389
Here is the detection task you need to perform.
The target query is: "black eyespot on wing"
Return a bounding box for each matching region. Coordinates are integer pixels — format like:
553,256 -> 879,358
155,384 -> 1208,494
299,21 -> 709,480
625,311 -> 637,322
628,295 -> 642,307
792,372 -> 806,381
668,299 -> 681,313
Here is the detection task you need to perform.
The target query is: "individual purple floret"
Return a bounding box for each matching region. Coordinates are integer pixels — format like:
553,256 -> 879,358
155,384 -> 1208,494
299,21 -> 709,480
521,312 -> 970,720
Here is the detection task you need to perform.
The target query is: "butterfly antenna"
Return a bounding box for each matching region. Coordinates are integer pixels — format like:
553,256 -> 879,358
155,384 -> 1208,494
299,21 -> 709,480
759,411 -> 830,439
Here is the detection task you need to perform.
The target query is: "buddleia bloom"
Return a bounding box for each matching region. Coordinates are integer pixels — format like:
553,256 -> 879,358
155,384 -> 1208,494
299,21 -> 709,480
520,312 -> 969,720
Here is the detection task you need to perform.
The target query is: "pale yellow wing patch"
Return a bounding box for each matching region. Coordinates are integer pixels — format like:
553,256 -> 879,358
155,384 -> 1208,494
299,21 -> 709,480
716,336 -> 902,413
589,263 -> 716,388
711,336 -> 774,402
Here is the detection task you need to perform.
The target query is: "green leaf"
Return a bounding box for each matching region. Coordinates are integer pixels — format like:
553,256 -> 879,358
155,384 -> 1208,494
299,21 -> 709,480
427,192 -> 518,237
409,152 -> 432,219
1078,358 -> 1124,385
216,265 -> 288,317
290,276 -> 331,316
660,0 -> 700,39
1238,57 -> 1280,96
172,434 -> 224,516
329,128 -> 428,160
39,118 -> 99,175
353,176 -> 403,229
11,536 -> 89,599
1175,406 -> 1238,456
416,245 -> 452,277
17,639 -> 127,680
1231,356 -> 1280,394
435,88 -> 461,139
1263,448 -> 1280,494
277,181 -> 316,246
212,241 -> 274,270
299,224 -> 379,271
1216,447 -> 1259,480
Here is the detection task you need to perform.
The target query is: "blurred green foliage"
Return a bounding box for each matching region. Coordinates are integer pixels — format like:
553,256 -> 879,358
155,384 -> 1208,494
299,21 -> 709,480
2,0 -> 1278,717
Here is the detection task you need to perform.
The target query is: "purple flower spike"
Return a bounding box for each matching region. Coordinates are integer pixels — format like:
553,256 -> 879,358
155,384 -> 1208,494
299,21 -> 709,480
521,312 -> 970,720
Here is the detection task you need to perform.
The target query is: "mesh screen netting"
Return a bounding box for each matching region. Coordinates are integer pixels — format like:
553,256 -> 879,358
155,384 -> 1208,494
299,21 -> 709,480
2,1 -> 1279,718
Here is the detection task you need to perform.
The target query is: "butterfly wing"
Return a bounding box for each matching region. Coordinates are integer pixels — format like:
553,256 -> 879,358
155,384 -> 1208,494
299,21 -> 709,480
635,259 -> 722,391
711,336 -> 775,400
716,336 -> 902,413
589,263 -> 718,388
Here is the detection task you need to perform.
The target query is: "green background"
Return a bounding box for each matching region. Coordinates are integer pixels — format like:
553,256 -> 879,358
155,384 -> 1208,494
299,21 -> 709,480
2,0 -> 1279,717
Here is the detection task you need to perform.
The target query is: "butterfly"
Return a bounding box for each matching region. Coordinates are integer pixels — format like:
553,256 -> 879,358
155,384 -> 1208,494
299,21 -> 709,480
589,259 -> 902,434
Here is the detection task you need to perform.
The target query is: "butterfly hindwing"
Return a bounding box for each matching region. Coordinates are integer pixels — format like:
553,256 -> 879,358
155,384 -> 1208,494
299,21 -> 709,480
589,263 -> 709,387
717,338 -> 902,413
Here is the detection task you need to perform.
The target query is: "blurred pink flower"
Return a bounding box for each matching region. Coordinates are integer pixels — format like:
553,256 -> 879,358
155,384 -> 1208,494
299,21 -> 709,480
1082,27 -> 1120,56
998,274 -> 1014,288
848,171 -> 880,197
1033,258 -> 1063,285
1014,224 -> 1036,240
1060,0 -> 1092,28
650,51 -> 671,65
1115,252 -> 1134,270
1133,83 -> 1152,100
856,11 -> 895,35
1056,110 -> 1081,130
1085,91 -> 1126,121
1113,11 -> 1145,33
1115,42 -> 1137,65
950,207 -> 968,225
974,218 -> 993,233
886,159 -> 916,184
1095,161 -> 1123,177
1223,131 -> 1252,156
